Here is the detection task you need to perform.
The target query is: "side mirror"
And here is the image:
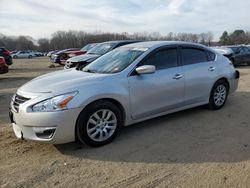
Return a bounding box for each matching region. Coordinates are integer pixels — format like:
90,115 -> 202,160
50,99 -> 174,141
135,65 -> 156,75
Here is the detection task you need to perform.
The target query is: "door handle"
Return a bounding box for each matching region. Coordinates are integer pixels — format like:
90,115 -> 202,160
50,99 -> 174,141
208,66 -> 216,71
173,74 -> 183,80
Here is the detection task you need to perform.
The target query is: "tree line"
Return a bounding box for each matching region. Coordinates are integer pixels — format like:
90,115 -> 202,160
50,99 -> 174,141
0,30 -> 248,52
219,30 -> 250,45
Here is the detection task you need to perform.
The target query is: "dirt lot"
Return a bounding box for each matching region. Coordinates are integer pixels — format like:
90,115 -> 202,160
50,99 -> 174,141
0,57 -> 250,188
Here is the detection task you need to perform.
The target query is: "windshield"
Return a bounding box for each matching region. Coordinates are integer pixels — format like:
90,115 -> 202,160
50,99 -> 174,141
80,43 -> 97,52
82,47 -> 147,74
87,43 -> 115,55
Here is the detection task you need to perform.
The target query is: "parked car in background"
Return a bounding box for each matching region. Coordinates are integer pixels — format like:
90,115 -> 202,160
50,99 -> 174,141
226,45 -> 250,65
0,47 -> 13,65
60,43 -> 98,65
66,43 -> 98,58
64,40 -> 141,69
51,48 -> 80,65
10,41 -> 239,147
0,56 -> 8,74
211,47 -> 235,63
11,51 -> 35,59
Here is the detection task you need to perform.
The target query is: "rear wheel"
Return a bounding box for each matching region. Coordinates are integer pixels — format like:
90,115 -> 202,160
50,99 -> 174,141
76,101 -> 122,147
28,55 -> 32,59
208,80 -> 229,110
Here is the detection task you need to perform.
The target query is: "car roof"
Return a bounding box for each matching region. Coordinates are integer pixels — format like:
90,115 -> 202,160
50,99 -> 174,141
123,41 -> 208,49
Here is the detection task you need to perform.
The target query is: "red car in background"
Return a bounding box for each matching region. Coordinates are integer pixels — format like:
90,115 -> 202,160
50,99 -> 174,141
0,56 -> 8,74
0,47 -> 13,65
60,43 -> 97,65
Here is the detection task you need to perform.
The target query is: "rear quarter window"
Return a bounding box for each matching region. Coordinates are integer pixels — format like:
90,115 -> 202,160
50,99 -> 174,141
207,51 -> 216,61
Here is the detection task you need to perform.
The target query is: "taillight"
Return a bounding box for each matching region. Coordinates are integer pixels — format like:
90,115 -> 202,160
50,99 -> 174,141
3,50 -> 10,55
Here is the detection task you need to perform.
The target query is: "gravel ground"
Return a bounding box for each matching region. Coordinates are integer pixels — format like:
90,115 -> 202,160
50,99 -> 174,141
1,57 -> 250,188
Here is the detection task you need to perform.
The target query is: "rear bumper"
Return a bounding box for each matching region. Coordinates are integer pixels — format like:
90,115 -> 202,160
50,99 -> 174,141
229,70 -> 240,94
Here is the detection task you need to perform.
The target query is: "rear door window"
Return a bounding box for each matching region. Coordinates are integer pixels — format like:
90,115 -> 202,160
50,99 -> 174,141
181,47 -> 208,65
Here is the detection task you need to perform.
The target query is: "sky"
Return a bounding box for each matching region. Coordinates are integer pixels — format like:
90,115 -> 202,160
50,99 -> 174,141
0,0 -> 250,40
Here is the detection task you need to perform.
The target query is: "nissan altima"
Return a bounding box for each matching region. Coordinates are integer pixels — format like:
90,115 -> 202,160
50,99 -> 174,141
9,41 -> 239,147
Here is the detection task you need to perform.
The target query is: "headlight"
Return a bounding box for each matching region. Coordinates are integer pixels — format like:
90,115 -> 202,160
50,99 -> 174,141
31,92 -> 78,112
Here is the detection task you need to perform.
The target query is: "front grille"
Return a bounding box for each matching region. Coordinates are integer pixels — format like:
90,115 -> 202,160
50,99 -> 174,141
12,94 -> 30,112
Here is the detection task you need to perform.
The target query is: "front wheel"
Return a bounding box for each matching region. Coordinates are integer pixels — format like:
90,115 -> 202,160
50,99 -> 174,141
76,101 -> 122,147
208,80 -> 229,110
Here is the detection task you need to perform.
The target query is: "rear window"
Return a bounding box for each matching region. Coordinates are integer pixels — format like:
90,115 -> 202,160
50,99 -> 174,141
182,48 -> 208,65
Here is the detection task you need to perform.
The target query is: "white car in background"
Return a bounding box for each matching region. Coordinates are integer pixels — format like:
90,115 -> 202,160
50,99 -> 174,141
11,51 -> 36,59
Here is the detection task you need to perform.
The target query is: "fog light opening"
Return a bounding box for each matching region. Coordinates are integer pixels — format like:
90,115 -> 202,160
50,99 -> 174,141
33,127 -> 56,139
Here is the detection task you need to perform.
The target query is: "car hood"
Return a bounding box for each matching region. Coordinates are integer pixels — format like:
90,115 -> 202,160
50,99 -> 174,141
68,54 -> 100,62
18,68 -> 107,94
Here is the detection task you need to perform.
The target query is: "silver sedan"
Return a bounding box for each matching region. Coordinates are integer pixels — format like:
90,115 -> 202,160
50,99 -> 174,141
9,41 -> 239,147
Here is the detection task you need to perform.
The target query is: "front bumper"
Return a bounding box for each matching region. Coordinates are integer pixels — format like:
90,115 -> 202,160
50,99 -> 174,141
9,107 -> 83,144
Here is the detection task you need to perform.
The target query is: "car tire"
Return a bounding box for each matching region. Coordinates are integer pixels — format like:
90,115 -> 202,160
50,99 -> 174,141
76,100 -> 122,147
28,55 -> 32,59
13,55 -> 17,59
208,80 -> 229,110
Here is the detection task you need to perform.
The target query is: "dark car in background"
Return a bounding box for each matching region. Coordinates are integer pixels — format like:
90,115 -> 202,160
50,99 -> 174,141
60,43 -> 98,65
0,57 -> 8,74
226,45 -> 250,65
64,40 -> 141,69
0,47 -> 13,65
51,48 -> 80,65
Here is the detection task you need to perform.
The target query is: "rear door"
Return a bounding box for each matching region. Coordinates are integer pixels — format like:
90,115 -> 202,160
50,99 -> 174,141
128,46 -> 185,120
180,46 -> 217,105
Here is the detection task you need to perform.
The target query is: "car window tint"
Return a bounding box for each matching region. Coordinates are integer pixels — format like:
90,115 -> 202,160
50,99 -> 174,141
143,48 -> 178,70
182,48 -> 207,65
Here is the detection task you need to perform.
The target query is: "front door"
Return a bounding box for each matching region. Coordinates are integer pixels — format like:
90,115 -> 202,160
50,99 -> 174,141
128,47 -> 185,120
